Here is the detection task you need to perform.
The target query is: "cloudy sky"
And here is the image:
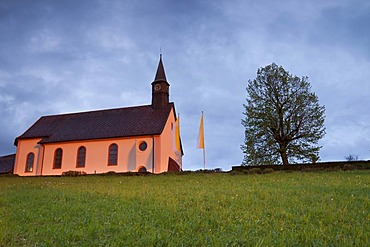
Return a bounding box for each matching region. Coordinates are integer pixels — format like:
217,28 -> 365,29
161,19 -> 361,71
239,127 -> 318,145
1,0 -> 370,170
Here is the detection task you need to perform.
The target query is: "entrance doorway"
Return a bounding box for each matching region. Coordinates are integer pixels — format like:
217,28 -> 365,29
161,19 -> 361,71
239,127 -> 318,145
137,166 -> 147,173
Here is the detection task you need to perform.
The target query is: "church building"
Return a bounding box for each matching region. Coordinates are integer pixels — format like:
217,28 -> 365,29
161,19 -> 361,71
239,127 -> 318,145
13,56 -> 183,176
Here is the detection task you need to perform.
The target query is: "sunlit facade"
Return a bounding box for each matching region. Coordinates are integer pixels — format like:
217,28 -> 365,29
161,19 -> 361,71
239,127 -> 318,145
13,57 -> 183,176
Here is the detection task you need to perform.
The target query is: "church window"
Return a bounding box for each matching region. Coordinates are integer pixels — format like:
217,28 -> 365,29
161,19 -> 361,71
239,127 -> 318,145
139,141 -> 147,151
25,152 -> 34,172
108,144 -> 118,165
76,146 -> 86,168
54,148 -> 63,169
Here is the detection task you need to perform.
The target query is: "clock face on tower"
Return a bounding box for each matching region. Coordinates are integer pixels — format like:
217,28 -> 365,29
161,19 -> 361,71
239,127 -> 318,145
154,84 -> 162,91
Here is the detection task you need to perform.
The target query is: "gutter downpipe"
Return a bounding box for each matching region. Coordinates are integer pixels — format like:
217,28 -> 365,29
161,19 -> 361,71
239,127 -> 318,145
35,144 -> 41,176
40,144 -> 45,176
152,136 -> 155,173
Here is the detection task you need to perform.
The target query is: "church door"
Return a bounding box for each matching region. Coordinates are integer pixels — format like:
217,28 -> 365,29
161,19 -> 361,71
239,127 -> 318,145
138,166 -> 147,173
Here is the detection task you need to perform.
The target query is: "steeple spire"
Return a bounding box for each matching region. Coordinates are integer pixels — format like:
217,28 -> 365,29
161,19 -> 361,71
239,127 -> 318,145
151,54 -> 170,110
154,54 -> 167,82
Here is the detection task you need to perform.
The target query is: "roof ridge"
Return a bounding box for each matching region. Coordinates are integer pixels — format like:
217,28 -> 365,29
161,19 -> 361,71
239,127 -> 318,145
41,104 -> 155,118
15,103 -> 175,145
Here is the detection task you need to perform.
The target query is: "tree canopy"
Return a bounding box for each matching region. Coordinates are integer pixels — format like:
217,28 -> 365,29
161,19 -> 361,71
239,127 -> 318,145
241,63 -> 326,165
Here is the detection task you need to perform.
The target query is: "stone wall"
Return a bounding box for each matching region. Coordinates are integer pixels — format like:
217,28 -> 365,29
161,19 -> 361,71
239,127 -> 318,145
232,160 -> 370,172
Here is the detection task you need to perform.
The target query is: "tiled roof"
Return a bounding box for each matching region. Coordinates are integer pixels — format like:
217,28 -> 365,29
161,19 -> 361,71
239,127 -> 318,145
0,154 -> 15,174
15,103 -> 174,145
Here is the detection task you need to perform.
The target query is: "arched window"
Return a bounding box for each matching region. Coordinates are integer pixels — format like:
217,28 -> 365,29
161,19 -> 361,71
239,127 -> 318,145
53,148 -> 63,169
25,152 -> 34,172
76,146 -> 86,168
108,144 -> 118,165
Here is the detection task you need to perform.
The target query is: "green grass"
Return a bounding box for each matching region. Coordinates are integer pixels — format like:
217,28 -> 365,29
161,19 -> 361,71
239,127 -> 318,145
0,171 -> 369,246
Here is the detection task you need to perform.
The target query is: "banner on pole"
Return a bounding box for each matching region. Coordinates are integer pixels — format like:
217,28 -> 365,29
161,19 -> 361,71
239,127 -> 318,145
197,113 -> 204,149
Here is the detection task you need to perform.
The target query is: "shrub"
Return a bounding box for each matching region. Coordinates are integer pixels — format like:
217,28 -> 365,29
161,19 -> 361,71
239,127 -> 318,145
262,168 -> 275,174
62,170 -> 86,177
100,171 -> 117,176
0,173 -> 19,177
343,164 -> 354,171
229,170 -> 243,176
247,168 -> 261,174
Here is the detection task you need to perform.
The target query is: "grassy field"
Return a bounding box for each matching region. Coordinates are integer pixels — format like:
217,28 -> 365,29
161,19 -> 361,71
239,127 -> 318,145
0,170 -> 369,246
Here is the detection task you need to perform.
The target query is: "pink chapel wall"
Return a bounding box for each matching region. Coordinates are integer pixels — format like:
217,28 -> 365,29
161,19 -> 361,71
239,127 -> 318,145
14,138 -> 44,176
40,137 -> 158,176
15,137 -> 156,176
157,107 -> 182,172
14,108 -> 182,176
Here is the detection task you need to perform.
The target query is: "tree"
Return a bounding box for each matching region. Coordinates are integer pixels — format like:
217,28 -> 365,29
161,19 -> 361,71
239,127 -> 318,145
345,154 -> 358,161
241,63 -> 326,166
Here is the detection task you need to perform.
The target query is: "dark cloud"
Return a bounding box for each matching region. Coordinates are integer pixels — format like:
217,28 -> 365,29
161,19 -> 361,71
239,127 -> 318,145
310,1 -> 370,56
1,0 -> 370,170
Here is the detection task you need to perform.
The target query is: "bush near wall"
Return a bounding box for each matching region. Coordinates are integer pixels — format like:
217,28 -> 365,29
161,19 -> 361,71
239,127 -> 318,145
231,160 -> 370,173
99,171 -> 151,176
61,170 -> 87,176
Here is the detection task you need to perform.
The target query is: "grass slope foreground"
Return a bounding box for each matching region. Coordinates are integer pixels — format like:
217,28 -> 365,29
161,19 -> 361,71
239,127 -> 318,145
1,171 -> 369,246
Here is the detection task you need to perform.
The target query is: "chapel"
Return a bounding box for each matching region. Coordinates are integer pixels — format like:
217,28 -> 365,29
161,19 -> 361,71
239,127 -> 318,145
13,56 -> 183,176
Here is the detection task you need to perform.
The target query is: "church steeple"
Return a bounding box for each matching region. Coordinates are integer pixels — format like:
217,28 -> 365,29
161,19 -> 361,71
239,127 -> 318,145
154,54 -> 167,82
151,55 -> 170,110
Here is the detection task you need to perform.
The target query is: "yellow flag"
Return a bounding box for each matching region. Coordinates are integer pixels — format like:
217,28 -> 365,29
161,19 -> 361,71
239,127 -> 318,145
175,115 -> 181,151
197,112 -> 204,149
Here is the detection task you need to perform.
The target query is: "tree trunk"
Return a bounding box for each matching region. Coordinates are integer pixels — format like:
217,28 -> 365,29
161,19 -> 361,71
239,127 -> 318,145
280,151 -> 289,166
278,143 -> 290,166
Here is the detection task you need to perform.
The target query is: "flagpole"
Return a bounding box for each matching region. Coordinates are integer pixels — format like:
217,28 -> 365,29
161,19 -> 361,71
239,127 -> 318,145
178,113 -> 182,171
197,111 -> 206,170
203,143 -> 206,170
202,111 -> 206,170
